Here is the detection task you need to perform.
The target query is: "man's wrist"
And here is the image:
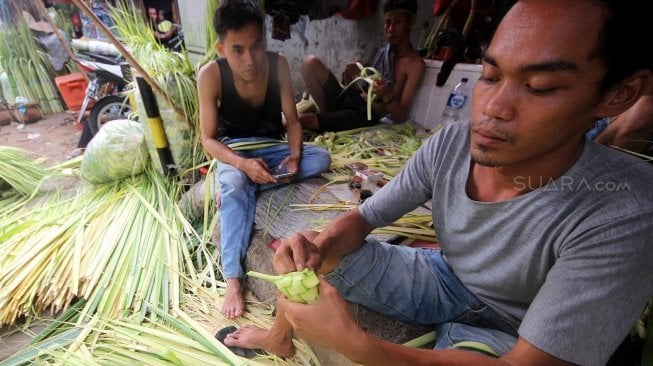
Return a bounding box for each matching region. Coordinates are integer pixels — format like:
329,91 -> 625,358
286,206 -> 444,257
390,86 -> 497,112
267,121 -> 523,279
234,156 -> 247,171
341,328 -> 375,364
383,96 -> 394,105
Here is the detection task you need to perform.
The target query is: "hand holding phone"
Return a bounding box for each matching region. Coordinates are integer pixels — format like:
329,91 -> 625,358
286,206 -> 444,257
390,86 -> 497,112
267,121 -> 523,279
273,172 -> 295,179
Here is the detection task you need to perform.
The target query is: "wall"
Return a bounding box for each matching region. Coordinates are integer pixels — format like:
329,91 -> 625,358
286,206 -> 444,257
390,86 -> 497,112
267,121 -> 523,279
177,0 -> 208,65
178,0 -> 435,91
264,4 -> 435,93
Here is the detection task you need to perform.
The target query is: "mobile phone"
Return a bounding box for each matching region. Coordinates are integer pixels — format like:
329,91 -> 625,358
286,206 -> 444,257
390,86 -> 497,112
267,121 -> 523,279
273,172 -> 295,179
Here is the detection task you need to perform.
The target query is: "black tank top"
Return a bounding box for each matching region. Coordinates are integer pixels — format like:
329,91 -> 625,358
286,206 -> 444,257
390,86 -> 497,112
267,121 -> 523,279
216,52 -> 283,140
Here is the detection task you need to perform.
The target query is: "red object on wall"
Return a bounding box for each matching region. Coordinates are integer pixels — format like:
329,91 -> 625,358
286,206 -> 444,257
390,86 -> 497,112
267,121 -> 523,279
339,0 -> 377,20
433,0 -> 451,16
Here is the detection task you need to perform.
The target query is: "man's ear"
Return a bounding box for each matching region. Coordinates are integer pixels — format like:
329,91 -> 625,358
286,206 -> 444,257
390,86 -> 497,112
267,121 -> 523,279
597,70 -> 652,118
216,41 -> 223,57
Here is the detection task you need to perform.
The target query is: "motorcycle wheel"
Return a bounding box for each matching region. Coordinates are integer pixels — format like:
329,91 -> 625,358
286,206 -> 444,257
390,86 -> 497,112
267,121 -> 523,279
88,95 -> 133,136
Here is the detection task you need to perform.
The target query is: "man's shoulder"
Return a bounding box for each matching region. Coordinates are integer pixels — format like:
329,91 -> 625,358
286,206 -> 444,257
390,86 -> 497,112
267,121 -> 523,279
408,48 -> 425,62
197,60 -> 221,96
198,60 -> 220,80
395,50 -> 425,74
269,51 -> 288,68
584,141 -> 653,184
574,141 -> 653,210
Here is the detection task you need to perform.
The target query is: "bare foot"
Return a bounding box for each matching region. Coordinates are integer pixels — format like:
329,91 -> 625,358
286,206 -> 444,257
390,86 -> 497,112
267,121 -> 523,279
224,325 -> 295,358
222,278 -> 245,318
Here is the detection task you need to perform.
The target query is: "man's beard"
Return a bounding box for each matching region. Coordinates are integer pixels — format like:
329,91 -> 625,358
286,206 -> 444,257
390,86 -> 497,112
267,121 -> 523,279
471,146 -> 501,167
470,118 -> 517,167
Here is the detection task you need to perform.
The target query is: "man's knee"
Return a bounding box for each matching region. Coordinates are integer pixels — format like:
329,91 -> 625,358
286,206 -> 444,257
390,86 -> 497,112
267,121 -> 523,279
301,147 -> 331,174
302,55 -> 327,79
311,148 -> 332,171
299,113 -> 319,130
319,255 -> 344,275
218,167 -> 249,193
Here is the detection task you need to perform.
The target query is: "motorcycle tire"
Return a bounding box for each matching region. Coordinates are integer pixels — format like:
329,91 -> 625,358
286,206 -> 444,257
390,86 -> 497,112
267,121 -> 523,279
88,95 -> 133,136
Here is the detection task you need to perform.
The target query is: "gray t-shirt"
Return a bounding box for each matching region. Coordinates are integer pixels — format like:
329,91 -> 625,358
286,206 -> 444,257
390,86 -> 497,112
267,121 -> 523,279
359,122 -> 653,365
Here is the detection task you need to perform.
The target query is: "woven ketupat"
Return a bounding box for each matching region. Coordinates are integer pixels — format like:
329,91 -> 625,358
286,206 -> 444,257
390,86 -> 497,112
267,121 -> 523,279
248,269 -> 320,304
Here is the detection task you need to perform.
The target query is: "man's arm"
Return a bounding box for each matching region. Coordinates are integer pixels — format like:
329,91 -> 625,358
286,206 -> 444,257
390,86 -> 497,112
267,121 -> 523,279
342,61 -> 362,85
159,26 -> 177,41
197,62 -> 240,165
280,280 -> 573,366
313,208 -> 374,264
197,62 -> 275,184
274,208 -> 374,273
152,24 -> 176,41
595,93 -> 653,154
372,56 -> 426,122
277,55 -> 302,175
353,334 -> 573,366
274,208 -> 372,275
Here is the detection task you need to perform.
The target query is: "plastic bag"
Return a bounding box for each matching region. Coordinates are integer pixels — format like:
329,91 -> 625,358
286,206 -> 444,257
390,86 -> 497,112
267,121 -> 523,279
81,119 -> 150,184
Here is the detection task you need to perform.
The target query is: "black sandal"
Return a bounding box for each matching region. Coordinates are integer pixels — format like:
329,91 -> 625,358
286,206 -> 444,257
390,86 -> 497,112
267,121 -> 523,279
215,325 -> 265,358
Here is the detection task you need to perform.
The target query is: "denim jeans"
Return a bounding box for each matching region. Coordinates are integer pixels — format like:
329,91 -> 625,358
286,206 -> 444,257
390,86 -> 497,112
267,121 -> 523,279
325,239 -> 519,356
585,117 -> 612,140
215,137 -> 331,279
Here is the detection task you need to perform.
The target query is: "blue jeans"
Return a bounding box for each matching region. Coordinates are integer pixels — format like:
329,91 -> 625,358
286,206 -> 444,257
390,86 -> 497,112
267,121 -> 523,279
586,117 -> 612,140
215,137 -> 331,279
325,239 -> 519,356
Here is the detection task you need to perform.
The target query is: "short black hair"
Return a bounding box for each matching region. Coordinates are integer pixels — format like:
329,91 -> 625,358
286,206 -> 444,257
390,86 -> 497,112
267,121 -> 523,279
590,0 -> 653,94
213,0 -> 263,40
383,0 -> 417,15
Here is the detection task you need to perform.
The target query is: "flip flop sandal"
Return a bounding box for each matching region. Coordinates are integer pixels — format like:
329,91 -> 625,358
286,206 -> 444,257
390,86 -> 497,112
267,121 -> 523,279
215,325 -> 265,358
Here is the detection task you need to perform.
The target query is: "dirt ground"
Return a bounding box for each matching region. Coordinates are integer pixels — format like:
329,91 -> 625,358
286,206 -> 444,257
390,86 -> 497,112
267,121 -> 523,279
0,112 -> 81,165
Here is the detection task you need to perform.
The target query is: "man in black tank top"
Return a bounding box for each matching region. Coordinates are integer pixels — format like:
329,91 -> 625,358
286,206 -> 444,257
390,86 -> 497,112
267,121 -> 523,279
197,0 -> 330,320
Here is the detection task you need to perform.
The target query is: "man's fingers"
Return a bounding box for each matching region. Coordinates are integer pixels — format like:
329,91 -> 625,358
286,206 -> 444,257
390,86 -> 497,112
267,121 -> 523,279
303,245 -> 322,271
273,242 -> 300,273
255,158 -> 270,172
273,232 -> 312,273
291,233 -> 310,271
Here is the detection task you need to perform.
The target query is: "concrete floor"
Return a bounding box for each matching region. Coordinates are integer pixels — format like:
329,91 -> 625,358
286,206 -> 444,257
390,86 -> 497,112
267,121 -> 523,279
0,318 -> 51,361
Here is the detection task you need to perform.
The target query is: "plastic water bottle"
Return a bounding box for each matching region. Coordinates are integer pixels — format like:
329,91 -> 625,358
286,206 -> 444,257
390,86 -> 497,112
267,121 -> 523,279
440,77 -> 469,125
15,96 -> 27,116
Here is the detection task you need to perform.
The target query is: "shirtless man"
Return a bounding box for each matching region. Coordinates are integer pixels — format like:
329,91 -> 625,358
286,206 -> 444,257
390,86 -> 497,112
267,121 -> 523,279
197,0 -> 330,319
299,0 -> 426,131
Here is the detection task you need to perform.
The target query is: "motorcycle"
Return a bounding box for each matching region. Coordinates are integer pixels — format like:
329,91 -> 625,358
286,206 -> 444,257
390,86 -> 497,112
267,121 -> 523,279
74,50 -> 134,136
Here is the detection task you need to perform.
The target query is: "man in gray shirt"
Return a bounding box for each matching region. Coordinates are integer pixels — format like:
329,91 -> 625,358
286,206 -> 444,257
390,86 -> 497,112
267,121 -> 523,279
224,0 -> 653,364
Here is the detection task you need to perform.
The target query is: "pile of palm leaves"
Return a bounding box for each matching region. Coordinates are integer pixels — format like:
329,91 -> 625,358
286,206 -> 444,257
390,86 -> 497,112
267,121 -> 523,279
0,154 -> 321,365
0,2 -> 63,113
309,123 -> 430,181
